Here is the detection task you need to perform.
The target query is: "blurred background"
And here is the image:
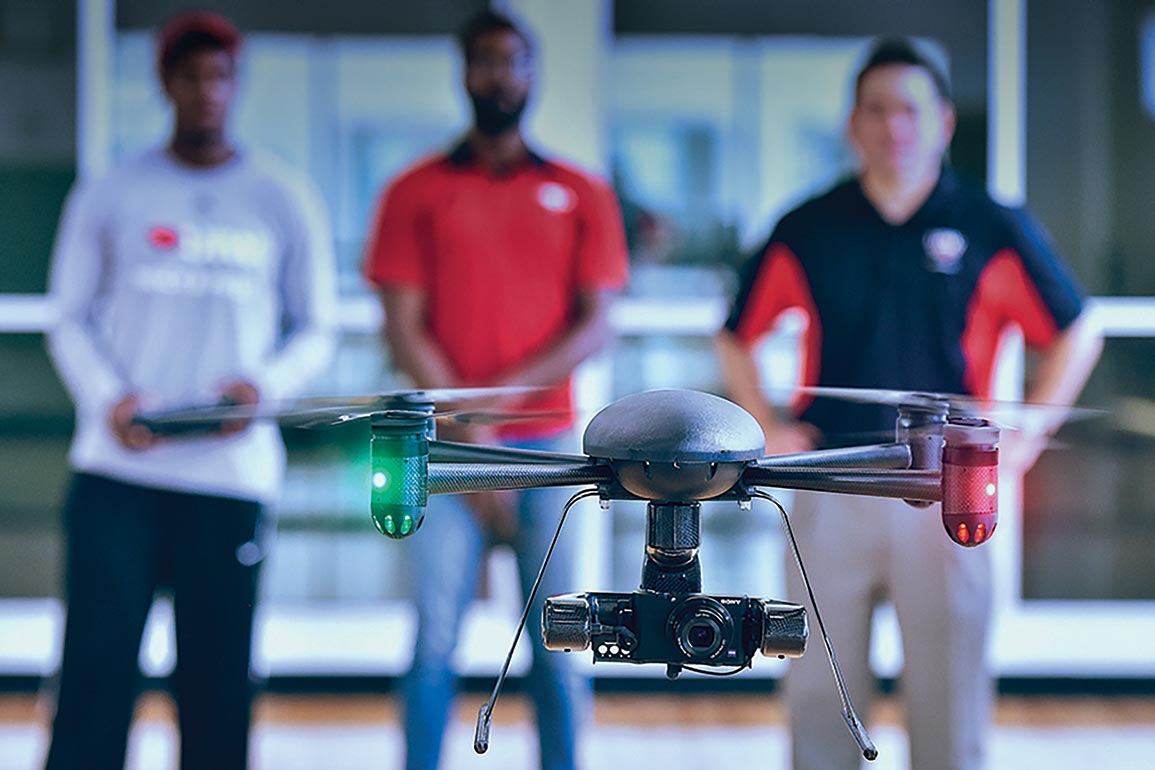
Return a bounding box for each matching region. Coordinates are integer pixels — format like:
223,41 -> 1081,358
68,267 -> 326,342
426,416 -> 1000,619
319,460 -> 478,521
1,0 -> 1153,767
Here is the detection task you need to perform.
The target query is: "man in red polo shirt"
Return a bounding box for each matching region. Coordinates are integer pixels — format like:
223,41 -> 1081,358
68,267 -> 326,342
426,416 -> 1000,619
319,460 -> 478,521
363,11 -> 628,770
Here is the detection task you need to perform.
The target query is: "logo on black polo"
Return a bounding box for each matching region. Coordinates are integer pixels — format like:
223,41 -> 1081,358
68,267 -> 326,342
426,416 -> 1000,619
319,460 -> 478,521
923,228 -> 967,274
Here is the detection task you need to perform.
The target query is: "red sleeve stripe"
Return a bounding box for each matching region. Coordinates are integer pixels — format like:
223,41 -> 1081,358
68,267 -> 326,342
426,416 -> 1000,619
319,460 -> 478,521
733,244 -> 823,413
962,248 -> 1061,397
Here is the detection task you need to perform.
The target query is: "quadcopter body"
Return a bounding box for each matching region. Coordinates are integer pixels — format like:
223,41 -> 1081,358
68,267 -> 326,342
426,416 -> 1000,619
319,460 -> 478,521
137,385 -> 1006,545
141,384 -> 1072,762
351,387 -> 1002,548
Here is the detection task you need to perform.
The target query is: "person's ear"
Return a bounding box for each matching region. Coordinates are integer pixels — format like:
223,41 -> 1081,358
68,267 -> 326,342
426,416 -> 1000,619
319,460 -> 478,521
160,70 -> 175,103
941,101 -> 957,145
845,107 -> 863,156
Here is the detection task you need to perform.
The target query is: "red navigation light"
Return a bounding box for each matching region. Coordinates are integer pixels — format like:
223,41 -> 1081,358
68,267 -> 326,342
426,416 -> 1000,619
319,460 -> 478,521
941,418 -> 1000,548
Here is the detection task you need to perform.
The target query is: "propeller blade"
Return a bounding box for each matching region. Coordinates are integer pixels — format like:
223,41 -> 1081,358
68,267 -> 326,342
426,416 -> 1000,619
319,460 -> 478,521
816,428 -> 1070,452
786,386 -> 1104,427
1110,397 -> 1155,440
794,385 -> 952,407
135,401 -> 296,429
443,408 -> 573,426
429,440 -> 589,464
135,386 -> 550,431
409,385 -> 545,403
287,404 -> 555,428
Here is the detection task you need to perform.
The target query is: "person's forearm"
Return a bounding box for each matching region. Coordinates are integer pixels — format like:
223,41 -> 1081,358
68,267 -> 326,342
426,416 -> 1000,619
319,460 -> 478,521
385,323 -> 459,390
259,180 -> 340,401
497,309 -> 609,389
715,329 -> 780,431
49,317 -> 128,417
48,185 -> 129,415
260,324 -> 337,402
1024,311 -> 1104,433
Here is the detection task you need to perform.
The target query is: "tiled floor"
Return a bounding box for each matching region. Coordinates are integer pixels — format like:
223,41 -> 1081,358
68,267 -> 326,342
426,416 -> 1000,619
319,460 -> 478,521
4,693 -> 1155,769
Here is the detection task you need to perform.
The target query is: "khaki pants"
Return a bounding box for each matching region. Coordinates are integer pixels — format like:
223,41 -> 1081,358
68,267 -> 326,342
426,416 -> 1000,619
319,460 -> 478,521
783,492 -> 993,770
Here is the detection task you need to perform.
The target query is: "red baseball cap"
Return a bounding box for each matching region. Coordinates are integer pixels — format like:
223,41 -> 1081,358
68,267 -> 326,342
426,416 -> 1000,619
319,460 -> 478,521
156,11 -> 241,76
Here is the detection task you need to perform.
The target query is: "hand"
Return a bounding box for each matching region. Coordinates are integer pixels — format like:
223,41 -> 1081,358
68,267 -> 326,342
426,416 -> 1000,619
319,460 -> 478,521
999,430 -> 1049,476
762,421 -> 821,456
108,394 -> 158,451
218,379 -> 260,436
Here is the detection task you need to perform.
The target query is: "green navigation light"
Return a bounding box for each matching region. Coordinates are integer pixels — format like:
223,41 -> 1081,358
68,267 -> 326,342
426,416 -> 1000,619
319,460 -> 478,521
369,420 -> 429,539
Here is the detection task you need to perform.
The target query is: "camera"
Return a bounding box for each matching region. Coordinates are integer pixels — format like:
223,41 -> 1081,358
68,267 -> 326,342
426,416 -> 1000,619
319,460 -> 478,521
542,591 -> 807,668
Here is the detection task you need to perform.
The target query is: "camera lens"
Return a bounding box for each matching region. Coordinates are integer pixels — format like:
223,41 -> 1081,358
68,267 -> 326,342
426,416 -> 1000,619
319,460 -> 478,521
686,621 -> 717,651
669,597 -> 733,662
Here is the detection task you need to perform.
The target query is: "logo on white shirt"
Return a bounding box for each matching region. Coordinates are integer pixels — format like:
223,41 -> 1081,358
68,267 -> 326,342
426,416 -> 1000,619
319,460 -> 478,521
144,222 -> 273,268
148,225 -> 179,250
137,222 -> 275,300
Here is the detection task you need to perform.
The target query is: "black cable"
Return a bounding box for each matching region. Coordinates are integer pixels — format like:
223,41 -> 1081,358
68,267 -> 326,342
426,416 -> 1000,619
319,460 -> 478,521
751,490 -> 878,762
683,663 -> 752,677
474,487 -> 602,755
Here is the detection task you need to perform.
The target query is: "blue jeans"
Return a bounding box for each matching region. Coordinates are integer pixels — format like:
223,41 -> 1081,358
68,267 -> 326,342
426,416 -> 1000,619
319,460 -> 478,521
402,434 -> 589,770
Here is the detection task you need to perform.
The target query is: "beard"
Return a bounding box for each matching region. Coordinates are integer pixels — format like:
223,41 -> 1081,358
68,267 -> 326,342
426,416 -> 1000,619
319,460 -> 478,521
470,93 -> 527,136
175,125 -> 224,148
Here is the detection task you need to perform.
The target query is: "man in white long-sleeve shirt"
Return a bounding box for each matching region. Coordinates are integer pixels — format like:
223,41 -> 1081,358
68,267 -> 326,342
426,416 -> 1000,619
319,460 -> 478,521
43,12 -> 337,769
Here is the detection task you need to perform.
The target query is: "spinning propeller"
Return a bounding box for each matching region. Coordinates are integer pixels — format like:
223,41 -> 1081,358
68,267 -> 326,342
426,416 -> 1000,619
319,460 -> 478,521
135,385 -> 557,538
793,385 -> 1103,431
134,386 -> 546,429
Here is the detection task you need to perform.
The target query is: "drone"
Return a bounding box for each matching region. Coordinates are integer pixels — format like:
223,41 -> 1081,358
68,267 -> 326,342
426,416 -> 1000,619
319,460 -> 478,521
139,384 -> 1086,762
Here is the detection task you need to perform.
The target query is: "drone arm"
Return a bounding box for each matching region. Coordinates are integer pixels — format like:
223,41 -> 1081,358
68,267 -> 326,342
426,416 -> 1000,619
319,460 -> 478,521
742,467 -> 941,503
753,443 -> 911,470
429,440 -> 590,465
428,462 -> 612,495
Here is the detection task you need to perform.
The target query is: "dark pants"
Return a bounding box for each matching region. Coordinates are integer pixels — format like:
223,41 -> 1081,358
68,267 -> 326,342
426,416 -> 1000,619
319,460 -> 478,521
44,473 -> 264,770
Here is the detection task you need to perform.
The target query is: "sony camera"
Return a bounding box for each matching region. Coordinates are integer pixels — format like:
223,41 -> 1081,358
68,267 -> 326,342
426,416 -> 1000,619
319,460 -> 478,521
542,591 -> 807,668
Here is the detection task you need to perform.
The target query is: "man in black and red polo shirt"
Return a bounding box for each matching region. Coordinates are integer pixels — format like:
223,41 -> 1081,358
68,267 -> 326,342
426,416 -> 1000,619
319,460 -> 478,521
717,39 -> 1102,770
363,11 -> 627,770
